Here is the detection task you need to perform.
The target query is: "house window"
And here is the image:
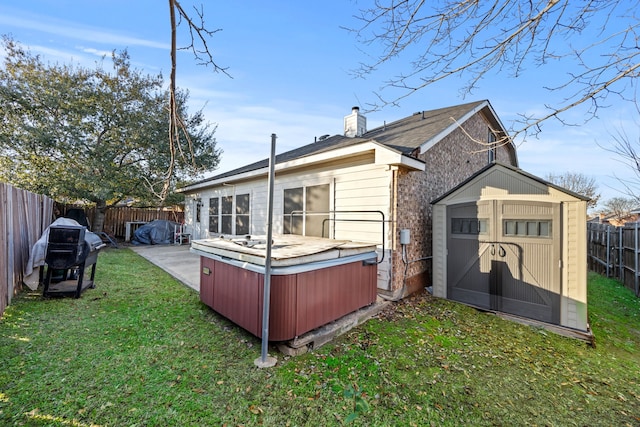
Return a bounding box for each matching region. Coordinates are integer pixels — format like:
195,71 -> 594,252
504,220 -> 551,238
283,184 -> 330,237
221,196 -> 233,234
451,218 -> 488,235
209,197 -> 219,233
284,188 -> 303,235
208,193 -> 250,235
235,193 -> 250,235
488,130 -> 497,164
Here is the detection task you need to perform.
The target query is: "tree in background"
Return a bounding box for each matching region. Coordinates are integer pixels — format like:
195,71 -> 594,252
545,172 -> 600,209
601,103 -> 640,202
349,1 -> 639,143
0,37 -> 220,232
603,197 -> 637,221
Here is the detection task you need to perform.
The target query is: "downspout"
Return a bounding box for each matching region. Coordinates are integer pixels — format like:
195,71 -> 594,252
379,167 -> 403,301
332,177 -> 337,239
391,167 -> 398,290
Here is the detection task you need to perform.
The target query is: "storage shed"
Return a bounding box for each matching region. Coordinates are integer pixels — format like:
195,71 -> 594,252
432,163 -> 590,333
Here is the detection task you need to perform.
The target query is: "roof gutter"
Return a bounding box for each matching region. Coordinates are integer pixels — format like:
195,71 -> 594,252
177,166 -> 271,193
178,141 -> 425,193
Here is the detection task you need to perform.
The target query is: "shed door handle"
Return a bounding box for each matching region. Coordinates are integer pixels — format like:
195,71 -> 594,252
498,245 -> 506,258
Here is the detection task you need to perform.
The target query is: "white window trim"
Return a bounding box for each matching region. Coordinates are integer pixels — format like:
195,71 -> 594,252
283,183 -> 331,237
208,192 -> 251,236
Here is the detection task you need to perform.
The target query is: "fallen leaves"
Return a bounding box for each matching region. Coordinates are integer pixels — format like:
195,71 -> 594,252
248,404 -> 263,415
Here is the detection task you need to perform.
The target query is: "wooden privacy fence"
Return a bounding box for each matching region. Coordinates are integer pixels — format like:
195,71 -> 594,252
1,183 -> 54,318
588,222 -> 640,296
56,205 -> 184,238
103,207 -> 184,238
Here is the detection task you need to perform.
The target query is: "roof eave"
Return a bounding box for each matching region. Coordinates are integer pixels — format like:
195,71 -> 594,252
177,166 -> 270,193
416,100 -> 519,167
418,100 -> 491,155
178,141 -> 424,193
375,147 -> 424,171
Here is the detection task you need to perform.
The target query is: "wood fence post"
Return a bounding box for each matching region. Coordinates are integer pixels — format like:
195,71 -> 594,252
6,185 -> 14,305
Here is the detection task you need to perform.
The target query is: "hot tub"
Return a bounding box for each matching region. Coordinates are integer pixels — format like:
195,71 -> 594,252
191,235 -> 378,341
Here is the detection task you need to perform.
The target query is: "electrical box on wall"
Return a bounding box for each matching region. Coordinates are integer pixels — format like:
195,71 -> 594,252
400,229 -> 411,245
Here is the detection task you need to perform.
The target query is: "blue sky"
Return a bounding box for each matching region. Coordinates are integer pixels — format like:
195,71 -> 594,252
1,1 -> 638,209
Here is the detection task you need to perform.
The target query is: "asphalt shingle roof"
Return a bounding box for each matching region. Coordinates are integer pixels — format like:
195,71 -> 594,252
364,100 -> 487,154
185,100 -> 489,186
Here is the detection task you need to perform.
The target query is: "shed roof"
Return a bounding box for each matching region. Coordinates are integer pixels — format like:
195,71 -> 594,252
180,100 -> 513,192
431,162 -> 591,204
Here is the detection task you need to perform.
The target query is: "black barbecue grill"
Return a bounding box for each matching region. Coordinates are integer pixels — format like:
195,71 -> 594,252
42,225 -> 105,298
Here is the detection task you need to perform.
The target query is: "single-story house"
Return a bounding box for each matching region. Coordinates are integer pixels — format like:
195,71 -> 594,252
178,100 -> 518,299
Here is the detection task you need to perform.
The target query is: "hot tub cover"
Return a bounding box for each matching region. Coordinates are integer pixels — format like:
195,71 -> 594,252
191,235 -> 378,267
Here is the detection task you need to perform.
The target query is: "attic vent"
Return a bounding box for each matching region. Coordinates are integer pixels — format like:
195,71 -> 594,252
318,134 -> 330,141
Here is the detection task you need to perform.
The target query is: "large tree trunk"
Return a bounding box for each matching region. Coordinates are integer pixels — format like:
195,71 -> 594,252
91,200 -> 108,233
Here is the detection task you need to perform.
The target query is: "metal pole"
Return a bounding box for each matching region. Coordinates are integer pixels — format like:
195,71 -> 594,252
633,222 -> 638,296
606,226 -> 610,277
619,226 -> 623,281
255,134 -> 277,368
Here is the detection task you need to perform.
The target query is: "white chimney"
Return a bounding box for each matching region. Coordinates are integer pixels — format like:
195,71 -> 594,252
344,106 -> 366,137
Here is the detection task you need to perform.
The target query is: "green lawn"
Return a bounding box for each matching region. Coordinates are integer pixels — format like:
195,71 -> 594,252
1,248 -> 639,426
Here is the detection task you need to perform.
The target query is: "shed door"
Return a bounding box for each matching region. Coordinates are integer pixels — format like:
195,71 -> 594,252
447,200 -> 561,324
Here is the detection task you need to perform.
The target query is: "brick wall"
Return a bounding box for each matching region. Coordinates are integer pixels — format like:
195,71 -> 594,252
390,112 -> 517,292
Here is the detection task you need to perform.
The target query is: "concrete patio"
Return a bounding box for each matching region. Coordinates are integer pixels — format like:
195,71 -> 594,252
129,244 -> 200,292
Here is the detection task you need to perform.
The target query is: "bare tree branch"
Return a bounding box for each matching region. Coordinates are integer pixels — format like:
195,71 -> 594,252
599,103 -> 640,203
164,0 -> 230,205
172,0 -> 231,75
348,0 -> 640,140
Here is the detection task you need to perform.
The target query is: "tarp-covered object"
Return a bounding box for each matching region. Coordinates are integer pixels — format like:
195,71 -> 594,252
23,217 -> 104,290
131,219 -> 181,245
